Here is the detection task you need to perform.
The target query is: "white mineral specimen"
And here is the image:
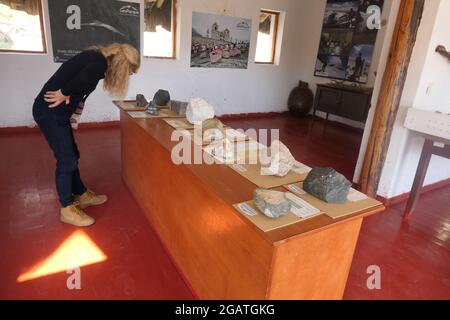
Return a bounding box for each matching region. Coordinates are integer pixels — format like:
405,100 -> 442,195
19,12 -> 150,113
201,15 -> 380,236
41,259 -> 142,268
186,98 -> 215,124
260,140 -> 303,177
205,138 -> 235,163
202,119 -> 225,142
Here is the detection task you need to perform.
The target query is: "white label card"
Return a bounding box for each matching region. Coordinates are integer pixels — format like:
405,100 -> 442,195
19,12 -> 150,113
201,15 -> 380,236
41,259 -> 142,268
237,203 -> 258,217
285,193 -> 321,218
285,184 -> 306,195
232,164 -> 248,173
167,119 -> 189,128
128,111 -> 150,118
347,189 -> 369,202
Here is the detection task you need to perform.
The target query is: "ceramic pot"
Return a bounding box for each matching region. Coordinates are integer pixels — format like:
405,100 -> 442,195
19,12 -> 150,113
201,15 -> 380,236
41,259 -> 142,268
288,81 -> 314,117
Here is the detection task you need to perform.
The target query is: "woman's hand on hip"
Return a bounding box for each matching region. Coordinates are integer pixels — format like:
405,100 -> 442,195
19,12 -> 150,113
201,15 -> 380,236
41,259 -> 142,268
44,90 -> 71,108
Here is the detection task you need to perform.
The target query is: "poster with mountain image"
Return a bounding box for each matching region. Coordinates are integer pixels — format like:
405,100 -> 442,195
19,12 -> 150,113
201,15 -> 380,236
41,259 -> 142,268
314,0 -> 384,84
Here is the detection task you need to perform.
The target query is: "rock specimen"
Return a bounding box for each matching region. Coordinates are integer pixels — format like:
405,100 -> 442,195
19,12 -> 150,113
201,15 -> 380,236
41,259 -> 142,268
260,140 -> 303,177
136,94 -> 148,107
208,138 -> 234,161
254,189 -> 291,219
202,119 -> 225,141
153,89 -> 171,107
146,100 -> 159,116
171,100 -> 188,115
186,98 -> 215,124
303,167 -> 351,204
222,139 -> 235,160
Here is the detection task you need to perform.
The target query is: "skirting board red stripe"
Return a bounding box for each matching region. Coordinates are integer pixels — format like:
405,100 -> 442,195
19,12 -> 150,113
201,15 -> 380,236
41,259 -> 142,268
218,112 -> 365,133
218,111 -> 289,120
0,121 -> 120,134
377,177 -> 450,207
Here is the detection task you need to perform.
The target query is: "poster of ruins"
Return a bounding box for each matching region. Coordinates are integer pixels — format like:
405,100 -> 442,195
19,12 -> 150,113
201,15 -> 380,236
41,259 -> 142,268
191,12 -> 252,69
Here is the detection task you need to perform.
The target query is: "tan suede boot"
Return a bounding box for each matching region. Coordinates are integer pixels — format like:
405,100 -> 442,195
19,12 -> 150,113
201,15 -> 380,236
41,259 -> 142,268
74,189 -> 108,209
60,202 -> 95,227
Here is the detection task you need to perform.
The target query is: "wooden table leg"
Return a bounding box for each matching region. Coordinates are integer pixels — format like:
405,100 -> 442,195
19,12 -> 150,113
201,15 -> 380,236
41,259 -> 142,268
404,139 -> 434,219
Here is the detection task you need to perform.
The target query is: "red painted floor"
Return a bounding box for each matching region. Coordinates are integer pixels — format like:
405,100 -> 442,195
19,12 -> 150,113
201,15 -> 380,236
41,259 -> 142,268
0,114 -> 449,300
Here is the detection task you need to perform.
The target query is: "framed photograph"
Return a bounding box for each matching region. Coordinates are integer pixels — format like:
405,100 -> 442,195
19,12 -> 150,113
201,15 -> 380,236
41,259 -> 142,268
323,0 -> 361,30
48,0 -> 140,62
191,12 -> 252,69
345,44 -> 374,83
314,0 -> 384,84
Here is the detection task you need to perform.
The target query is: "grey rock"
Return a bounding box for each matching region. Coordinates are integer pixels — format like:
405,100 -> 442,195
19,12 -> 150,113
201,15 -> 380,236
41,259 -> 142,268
254,189 -> 291,219
170,100 -> 188,116
136,94 -> 148,107
146,101 -> 159,116
153,89 -> 171,107
303,167 -> 351,204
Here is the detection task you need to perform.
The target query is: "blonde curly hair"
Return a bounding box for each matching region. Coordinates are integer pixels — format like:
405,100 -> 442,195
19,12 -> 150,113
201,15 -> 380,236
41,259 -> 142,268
93,43 -> 140,98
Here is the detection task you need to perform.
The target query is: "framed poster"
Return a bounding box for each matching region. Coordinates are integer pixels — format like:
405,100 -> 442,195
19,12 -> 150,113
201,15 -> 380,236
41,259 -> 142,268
48,0 -> 140,62
191,12 -> 251,69
314,0 -> 384,84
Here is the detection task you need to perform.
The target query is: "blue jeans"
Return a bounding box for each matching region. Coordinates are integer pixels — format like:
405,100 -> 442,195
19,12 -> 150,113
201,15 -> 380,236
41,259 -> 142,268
33,98 -> 86,207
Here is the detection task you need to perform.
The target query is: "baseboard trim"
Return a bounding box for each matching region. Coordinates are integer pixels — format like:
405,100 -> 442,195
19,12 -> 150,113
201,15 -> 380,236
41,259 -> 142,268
311,115 -> 365,133
78,121 -> 120,129
0,121 -> 120,134
219,112 -> 365,133
377,178 -> 450,206
218,111 -> 289,120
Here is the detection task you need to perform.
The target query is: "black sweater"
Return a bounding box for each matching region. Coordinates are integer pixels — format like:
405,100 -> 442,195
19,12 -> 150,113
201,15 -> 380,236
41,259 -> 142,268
37,50 -> 108,105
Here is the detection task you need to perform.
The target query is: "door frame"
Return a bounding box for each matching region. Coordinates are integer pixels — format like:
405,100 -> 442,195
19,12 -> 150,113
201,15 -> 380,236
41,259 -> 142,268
359,0 -> 425,197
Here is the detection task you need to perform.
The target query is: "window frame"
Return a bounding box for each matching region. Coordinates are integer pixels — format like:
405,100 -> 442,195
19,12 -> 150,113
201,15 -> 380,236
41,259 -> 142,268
0,0 -> 47,54
255,9 -> 280,65
143,0 -> 177,60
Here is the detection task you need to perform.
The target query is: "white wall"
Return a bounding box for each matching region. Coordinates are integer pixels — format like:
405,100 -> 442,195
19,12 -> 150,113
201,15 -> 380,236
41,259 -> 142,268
413,0 -> 450,112
371,0 -> 450,198
0,0 -> 305,128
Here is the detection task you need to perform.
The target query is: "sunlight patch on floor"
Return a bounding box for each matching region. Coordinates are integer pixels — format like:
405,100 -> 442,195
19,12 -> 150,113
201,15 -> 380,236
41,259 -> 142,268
17,230 -> 107,283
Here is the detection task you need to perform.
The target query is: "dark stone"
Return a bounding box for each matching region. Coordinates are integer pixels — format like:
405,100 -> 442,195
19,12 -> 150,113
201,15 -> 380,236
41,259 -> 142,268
153,89 -> 171,106
136,94 -> 148,107
146,101 -> 159,116
170,100 -> 188,116
303,167 -> 351,204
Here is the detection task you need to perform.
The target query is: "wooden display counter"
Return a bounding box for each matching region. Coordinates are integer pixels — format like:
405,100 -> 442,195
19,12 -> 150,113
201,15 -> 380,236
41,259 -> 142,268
117,108 -> 385,300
